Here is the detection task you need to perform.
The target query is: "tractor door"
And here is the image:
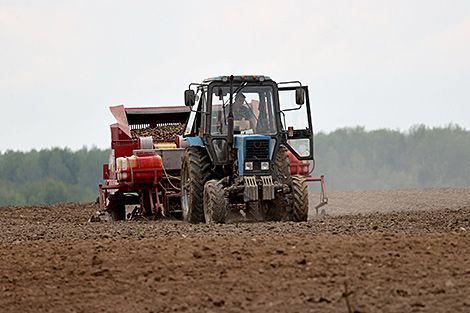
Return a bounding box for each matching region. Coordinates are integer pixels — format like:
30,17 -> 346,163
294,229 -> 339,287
278,86 -> 314,161
184,88 -> 206,137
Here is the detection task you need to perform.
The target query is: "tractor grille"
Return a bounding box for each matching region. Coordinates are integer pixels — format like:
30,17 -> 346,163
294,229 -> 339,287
245,139 -> 270,160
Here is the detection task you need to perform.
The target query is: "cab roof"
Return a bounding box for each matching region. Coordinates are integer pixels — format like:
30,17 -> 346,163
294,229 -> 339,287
203,75 -> 271,84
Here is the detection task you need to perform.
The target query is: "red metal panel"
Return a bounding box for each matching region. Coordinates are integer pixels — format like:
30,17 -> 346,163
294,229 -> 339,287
287,150 -> 311,176
113,142 -> 138,159
103,164 -> 109,180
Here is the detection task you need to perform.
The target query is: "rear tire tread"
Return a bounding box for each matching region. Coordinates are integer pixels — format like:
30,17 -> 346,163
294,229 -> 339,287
290,175 -> 309,222
181,146 -> 211,223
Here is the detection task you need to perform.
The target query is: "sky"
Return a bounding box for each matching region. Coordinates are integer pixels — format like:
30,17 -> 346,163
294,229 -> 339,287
1,0 -> 469,152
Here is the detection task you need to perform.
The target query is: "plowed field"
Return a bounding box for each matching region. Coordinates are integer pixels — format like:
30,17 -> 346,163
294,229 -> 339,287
1,187 -> 470,312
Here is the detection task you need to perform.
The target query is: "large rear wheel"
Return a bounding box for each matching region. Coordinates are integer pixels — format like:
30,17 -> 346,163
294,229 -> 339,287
181,147 -> 211,223
275,145 -> 290,181
289,175 -> 309,221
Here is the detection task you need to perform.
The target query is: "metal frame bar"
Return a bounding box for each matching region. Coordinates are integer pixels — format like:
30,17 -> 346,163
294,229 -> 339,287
306,175 -> 328,213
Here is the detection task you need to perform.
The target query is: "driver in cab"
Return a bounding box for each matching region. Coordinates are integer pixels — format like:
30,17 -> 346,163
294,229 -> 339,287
233,93 -> 256,131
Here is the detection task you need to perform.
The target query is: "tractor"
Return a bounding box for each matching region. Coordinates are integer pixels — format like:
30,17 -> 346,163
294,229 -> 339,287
180,75 -> 327,223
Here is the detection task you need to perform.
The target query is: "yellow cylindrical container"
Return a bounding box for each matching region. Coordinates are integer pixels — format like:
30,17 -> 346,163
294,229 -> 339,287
154,142 -> 177,149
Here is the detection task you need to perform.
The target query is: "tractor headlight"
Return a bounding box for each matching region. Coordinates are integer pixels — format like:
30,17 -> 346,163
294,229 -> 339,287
261,161 -> 270,170
245,162 -> 253,171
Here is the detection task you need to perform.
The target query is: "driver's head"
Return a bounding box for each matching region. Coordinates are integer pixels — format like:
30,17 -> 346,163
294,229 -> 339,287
234,93 -> 245,107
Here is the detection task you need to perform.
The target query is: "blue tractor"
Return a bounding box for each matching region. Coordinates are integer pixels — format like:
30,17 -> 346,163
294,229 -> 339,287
181,75 -> 327,223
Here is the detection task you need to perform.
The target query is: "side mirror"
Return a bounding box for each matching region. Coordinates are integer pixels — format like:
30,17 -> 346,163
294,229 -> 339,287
217,88 -> 225,101
295,87 -> 305,105
184,90 -> 195,107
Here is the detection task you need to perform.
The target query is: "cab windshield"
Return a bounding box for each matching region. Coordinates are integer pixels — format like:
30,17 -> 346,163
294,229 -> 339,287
210,85 -> 277,135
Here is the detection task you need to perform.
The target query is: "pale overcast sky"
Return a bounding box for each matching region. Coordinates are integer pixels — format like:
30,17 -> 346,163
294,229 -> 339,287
1,0 -> 469,152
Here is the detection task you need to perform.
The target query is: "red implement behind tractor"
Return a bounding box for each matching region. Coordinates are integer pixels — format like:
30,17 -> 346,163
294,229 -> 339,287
96,105 -> 191,221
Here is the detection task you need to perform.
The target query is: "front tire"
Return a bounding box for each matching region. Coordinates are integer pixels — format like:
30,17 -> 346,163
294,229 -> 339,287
203,180 -> 227,223
265,194 -> 289,221
265,145 -> 291,221
246,201 -> 265,222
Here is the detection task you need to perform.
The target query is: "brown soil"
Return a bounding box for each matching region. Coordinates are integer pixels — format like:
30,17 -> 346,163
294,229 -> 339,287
1,187 -> 470,312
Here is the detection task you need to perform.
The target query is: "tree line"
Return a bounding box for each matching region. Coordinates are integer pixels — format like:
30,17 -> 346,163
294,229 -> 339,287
0,147 -> 109,206
0,124 -> 468,206
313,124 -> 470,190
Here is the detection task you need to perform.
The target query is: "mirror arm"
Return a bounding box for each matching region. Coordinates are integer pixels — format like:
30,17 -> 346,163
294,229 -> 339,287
187,82 -> 207,89
280,105 -> 303,113
278,81 -> 302,87
280,110 -> 286,130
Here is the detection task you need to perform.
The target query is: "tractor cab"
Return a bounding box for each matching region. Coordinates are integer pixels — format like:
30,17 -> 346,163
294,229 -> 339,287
184,75 -> 314,167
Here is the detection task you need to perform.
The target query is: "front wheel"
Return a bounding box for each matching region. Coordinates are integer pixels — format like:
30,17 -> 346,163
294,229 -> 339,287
203,180 -> 227,223
265,193 -> 289,222
246,201 -> 266,222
